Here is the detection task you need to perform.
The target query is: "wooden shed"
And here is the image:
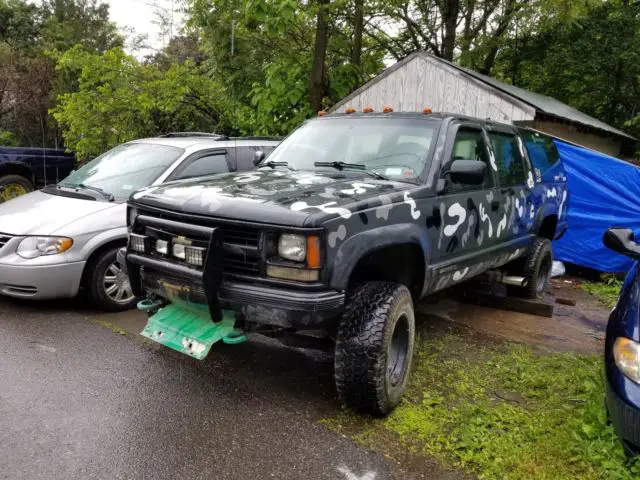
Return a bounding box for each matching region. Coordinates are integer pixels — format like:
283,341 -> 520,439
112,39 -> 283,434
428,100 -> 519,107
331,52 -> 635,158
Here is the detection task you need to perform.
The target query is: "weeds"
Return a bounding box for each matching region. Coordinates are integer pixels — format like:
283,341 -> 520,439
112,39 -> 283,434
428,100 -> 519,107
322,332 -> 640,480
582,277 -> 623,308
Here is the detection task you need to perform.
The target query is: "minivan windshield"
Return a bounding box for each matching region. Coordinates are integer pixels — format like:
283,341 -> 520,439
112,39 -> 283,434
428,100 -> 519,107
59,143 -> 184,201
266,117 -> 439,182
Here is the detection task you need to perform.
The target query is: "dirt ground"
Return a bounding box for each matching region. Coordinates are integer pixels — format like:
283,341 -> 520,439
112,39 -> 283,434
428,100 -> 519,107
416,278 -> 610,355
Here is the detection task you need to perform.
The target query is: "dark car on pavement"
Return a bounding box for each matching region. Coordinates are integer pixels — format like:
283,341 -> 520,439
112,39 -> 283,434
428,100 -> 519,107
124,110 -> 569,415
0,147 -> 76,203
603,228 -> 640,454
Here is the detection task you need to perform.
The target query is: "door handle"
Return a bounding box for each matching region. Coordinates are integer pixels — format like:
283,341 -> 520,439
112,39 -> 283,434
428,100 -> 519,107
491,200 -> 500,211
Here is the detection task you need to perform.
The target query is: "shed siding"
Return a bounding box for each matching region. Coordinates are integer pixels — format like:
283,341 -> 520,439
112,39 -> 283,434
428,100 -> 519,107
332,55 -> 536,123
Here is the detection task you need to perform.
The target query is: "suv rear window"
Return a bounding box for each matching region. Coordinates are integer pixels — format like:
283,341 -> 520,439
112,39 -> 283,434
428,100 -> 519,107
518,129 -> 560,176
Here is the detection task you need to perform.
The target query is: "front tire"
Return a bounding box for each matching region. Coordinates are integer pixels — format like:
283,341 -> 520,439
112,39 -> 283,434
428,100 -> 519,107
87,247 -> 136,312
335,282 -> 415,416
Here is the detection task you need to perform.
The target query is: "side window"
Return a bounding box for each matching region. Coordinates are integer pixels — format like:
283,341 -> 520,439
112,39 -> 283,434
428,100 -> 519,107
235,146 -> 258,171
441,128 -> 493,190
175,153 -> 229,180
489,132 -> 527,187
519,129 -> 560,176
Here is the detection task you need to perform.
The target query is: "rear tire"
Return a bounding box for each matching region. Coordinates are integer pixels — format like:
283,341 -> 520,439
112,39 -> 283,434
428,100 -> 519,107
0,174 -> 33,203
335,282 -> 415,416
87,247 -> 137,312
507,237 -> 553,299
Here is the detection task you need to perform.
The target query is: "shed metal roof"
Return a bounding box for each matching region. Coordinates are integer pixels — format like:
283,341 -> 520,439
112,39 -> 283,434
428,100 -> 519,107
336,52 -> 635,141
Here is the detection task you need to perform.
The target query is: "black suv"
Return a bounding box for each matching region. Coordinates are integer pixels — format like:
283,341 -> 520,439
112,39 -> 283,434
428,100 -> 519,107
124,112 -> 569,415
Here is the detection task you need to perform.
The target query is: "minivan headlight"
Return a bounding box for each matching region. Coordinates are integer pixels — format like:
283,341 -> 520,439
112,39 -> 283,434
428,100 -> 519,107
614,337 -> 640,383
278,234 -> 306,262
16,236 -> 73,259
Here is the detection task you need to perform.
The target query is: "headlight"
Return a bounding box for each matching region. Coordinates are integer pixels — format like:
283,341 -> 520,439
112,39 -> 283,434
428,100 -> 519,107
278,234 -> 306,262
17,236 -> 73,259
614,337 -> 640,383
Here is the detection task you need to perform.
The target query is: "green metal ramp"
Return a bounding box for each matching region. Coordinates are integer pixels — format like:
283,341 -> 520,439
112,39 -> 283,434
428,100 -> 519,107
141,301 -> 245,360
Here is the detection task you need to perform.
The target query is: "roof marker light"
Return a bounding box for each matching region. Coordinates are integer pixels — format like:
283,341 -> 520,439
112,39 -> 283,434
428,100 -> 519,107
382,105 -> 394,113
362,106 -> 374,113
423,107 -> 433,114
345,107 -> 356,114
318,111 -> 327,116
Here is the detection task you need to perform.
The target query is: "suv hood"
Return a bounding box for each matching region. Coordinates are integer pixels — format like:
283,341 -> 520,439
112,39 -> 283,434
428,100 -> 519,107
130,170 -> 413,227
0,190 -> 118,235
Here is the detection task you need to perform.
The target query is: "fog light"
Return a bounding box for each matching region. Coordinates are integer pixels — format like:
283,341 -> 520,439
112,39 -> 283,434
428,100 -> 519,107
155,239 -> 169,255
129,234 -> 147,253
173,243 -> 186,260
185,246 -> 205,267
266,265 -> 319,282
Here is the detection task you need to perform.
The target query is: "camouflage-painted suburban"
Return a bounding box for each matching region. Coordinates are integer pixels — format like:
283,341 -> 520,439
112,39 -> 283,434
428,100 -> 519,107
125,112 -> 568,415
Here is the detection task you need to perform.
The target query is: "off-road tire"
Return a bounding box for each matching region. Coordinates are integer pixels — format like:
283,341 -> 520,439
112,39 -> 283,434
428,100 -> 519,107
507,237 -> 553,299
335,282 -> 415,416
0,174 -> 33,202
87,247 -> 137,312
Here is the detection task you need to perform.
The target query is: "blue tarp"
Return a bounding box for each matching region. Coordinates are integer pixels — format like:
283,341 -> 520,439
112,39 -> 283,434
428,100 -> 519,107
553,141 -> 640,273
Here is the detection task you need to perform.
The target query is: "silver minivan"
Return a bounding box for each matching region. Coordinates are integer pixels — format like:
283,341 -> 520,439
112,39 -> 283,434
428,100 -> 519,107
0,134 -> 279,310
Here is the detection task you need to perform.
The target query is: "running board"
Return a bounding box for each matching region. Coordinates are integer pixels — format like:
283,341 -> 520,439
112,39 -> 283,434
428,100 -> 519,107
140,301 -> 246,360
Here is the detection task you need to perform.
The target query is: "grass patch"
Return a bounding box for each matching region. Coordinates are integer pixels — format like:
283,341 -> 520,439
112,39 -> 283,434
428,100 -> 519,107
322,331 -> 640,480
582,278 -> 623,308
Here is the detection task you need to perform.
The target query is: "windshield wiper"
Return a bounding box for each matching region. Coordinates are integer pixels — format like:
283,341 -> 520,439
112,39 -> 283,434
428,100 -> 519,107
314,161 -> 388,180
60,183 -> 115,202
258,160 -> 297,171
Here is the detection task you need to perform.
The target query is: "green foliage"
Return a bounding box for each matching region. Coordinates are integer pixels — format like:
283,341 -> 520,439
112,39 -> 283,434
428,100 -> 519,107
323,332 -> 640,480
0,130 -> 18,146
52,47 -> 234,159
582,278 -> 623,308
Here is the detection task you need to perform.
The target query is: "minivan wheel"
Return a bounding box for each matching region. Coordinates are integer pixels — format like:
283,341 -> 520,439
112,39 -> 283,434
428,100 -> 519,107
335,282 -> 415,416
87,247 -> 136,311
507,237 -> 553,299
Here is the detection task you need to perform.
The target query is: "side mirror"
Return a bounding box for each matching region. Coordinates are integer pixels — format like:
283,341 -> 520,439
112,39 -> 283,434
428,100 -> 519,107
604,228 -> 640,259
449,159 -> 486,185
253,150 -> 265,166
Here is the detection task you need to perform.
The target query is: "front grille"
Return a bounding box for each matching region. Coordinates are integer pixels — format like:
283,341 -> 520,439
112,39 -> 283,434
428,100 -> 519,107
0,234 -> 12,250
133,212 -> 261,278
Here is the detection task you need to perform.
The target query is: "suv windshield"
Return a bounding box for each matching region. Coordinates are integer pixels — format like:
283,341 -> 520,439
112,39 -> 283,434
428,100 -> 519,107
59,143 -> 184,201
266,117 -> 439,182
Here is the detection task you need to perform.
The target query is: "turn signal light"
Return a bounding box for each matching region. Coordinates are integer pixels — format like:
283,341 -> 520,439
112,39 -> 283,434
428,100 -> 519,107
306,235 -> 321,269
382,105 -> 394,113
345,107 -> 356,114
362,106 -> 374,113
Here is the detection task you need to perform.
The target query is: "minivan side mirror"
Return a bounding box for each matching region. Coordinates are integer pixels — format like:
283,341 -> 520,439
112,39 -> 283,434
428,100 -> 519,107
449,159 -> 486,185
253,150 -> 265,166
604,228 -> 640,259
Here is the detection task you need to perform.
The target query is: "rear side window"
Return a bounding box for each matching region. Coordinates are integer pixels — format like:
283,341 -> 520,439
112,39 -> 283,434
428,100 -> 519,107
519,129 -> 560,176
489,132 -> 527,187
174,153 -> 229,180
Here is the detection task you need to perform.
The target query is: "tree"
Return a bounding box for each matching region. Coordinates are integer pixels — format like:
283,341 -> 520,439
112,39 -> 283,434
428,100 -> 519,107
52,47 -> 235,159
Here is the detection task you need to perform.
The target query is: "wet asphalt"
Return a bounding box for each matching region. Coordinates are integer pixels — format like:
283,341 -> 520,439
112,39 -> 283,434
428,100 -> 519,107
0,298 -> 398,480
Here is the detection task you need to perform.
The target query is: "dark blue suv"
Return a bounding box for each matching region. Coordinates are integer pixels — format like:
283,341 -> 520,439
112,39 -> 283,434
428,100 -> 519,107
603,228 -> 640,453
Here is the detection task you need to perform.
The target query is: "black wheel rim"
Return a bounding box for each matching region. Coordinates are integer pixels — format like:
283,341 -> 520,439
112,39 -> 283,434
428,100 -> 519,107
537,255 -> 552,294
388,313 -> 410,387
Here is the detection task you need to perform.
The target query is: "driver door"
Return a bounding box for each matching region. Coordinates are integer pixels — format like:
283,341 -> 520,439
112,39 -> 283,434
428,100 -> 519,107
429,123 -> 500,288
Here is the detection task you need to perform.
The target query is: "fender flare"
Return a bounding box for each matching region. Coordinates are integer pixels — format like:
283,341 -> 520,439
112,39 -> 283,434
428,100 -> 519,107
329,223 -> 430,292
0,161 -> 35,184
533,202 -> 558,236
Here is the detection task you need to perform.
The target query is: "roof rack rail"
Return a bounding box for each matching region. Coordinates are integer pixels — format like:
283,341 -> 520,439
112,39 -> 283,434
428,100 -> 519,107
230,136 -> 283,141
157,132 -> 228,139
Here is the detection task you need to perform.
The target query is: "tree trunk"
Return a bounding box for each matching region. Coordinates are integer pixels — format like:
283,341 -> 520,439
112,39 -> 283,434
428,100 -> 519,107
309,0 -> 330,113
351,0 -> 363,85
441,0 -> 460,61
